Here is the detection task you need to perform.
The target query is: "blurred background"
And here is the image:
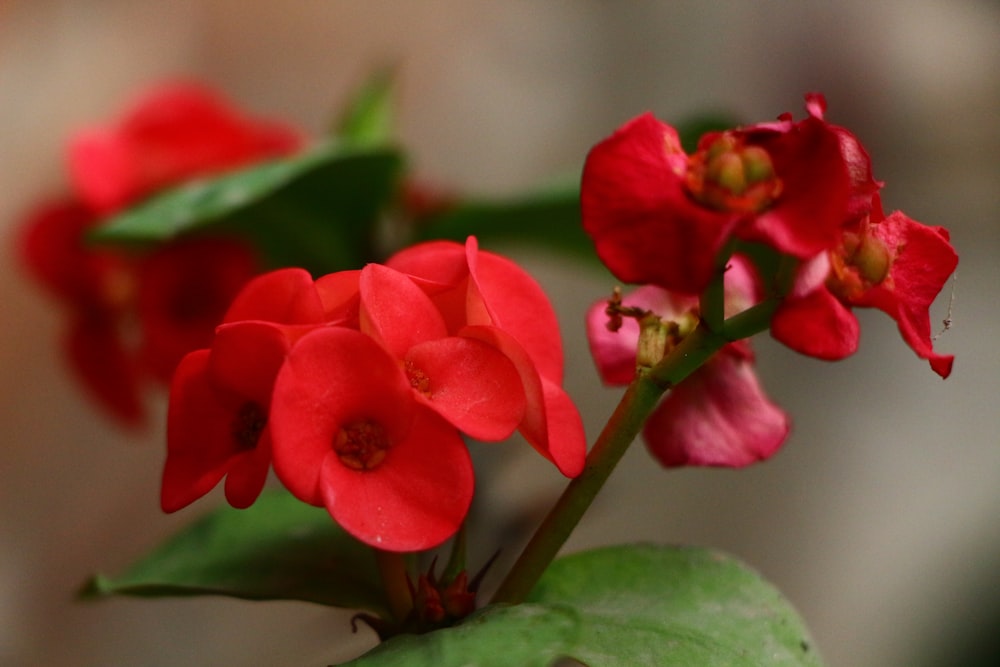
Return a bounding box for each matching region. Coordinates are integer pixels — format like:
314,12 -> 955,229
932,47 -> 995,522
1,1 -> 997,665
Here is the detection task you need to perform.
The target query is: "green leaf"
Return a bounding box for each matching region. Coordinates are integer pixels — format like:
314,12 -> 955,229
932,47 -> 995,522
80,489 -> 388,616
89,142 -> 404,275
334,68 -> 396,147
342,544 -> 822,666
416,177 -> 595,261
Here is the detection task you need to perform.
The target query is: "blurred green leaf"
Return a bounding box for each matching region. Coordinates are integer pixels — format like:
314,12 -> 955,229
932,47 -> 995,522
417,177 -> 595,261
90,142 -> 404,275
80,489 -> 388,616
342,544 -> 822,666
334,68 -> 396,148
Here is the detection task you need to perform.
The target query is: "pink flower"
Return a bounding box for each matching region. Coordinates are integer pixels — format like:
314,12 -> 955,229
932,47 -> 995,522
586,258 -> 790,467
581,94 -> 867,295
772,195 -> 958,377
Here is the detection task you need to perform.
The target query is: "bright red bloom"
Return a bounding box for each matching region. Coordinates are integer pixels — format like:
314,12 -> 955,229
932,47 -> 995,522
270,327 -> 474,551
358,263 -> 526,441
387,237 -> 586,477
162,268 -> 326,512
587,258 -> 790,467
581,95 -> 863,295
162,321 -> 289,512
69,81 -> 301,215
17,81 -> 303,426
772,195 -> 958,377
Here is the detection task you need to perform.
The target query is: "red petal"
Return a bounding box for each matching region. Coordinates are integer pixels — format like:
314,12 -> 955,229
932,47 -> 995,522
223,432 -> 273,509
850,210 -> 958,378
136,237 -> 259,383
162,350 -> 240,511
738,115 -> 851,258
314,269 -> 361,327
223,267 -> 324,324
466,238 -> 564,382
65,312 -> 145,427
771,287 -> 860,360
208,321 -> 292,401
460,325 -> 585,477
581,113 -> 737,295
269,328 -> 415,505
405,336 -> 526,441
320,408 -> 473,552
70,81 -> 302,214
359,264 -> 447,358
644,350 -> 790,467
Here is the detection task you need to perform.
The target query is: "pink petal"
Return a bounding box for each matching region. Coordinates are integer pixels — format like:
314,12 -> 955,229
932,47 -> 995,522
644,350 -> 790,467
585,284 -> 698,386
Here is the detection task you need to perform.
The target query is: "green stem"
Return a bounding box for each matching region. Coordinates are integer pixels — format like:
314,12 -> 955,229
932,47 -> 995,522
490,325 -> 725,605
375,549 -> 413,622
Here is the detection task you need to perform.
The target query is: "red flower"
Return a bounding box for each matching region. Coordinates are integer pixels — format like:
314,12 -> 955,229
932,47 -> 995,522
587,257 -> 790,467
772,195 -> 958,377
387,237 -> 586,477
69,81 -> 301,215
581,95 -> 863,295
270,327 -> 474,551
358,263 -> 526,441
19,200 -> 143,424
17,81 -> 303,425
162,268 -> 326,511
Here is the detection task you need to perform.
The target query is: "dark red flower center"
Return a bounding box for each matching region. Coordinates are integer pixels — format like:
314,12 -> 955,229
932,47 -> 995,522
334,420 -> 390,471
685,134 -> 782,214
231,401 -> 267,451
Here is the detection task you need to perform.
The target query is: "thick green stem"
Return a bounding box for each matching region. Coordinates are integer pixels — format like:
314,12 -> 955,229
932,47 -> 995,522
375,549 -> 412,622
490,325 -> 725,605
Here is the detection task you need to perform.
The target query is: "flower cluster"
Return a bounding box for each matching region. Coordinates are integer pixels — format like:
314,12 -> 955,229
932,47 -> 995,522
163,237 -> 586,552
17,82 -> 301,425
582,94 -> 957,467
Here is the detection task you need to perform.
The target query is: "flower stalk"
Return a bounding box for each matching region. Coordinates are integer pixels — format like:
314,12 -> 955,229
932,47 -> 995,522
491,323 -> 726,605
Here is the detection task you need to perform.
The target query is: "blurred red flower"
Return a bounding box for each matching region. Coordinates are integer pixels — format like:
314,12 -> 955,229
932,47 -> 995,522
17,81 -> 302,425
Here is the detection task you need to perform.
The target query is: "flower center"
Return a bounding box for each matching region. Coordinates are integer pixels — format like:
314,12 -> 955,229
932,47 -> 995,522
827,227 -> 893,300
334,420 -> 390,471
685,133 -> 782,214
231,401 -> 267,452
405,360 -> 432,396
